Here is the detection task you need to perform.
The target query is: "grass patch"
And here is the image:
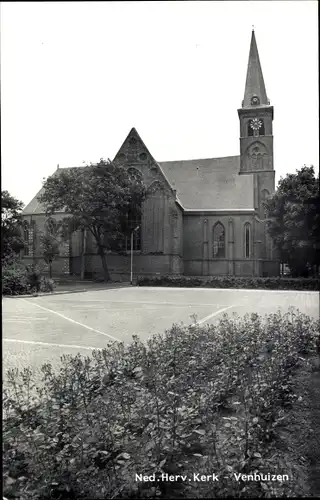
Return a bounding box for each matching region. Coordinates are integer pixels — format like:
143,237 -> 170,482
3,308 -> 320,498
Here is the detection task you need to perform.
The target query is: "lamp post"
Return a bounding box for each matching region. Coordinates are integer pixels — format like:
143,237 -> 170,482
130,226 -> 140,286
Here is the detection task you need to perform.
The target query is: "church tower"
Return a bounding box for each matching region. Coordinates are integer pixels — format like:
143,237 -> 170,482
238,29 -> 275,217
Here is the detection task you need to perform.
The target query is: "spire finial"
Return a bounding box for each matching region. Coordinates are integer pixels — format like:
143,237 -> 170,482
252,24 -> 255,31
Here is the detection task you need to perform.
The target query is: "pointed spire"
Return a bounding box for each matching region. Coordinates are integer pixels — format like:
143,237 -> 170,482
242,30 -> 269,107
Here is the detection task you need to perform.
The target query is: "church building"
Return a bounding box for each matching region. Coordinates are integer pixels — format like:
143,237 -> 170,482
21,30 -> 280,280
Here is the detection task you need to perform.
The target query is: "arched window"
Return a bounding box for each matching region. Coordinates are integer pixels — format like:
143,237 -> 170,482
244,223 -> 251,259
212,222 -> 225,258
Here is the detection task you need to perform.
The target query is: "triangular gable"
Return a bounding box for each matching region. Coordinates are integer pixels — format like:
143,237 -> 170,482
113,127 -> 176,196
113,127 -> 156,164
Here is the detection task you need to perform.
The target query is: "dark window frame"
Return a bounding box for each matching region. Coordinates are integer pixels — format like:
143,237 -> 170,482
244,223 -> 251,259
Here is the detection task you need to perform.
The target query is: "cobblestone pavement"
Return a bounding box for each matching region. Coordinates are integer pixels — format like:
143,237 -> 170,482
3,287 -> 319,390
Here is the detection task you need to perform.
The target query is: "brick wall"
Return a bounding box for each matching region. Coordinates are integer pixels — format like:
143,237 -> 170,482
182,212 -> 279,277
71,253 -> 183,279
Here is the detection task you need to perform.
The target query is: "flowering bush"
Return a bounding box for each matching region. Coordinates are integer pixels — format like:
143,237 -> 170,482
137,275 -> 320,291
3,308 -> 320,498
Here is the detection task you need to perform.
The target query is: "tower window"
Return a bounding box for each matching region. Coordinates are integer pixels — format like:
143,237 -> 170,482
212,222 -> 225,258
248,118 -> 265,137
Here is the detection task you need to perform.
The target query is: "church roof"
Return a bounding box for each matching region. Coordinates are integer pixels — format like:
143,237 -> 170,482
22,186 -> 46,214
160,156 -> 254,210
22,167 -> 74,215
23,156 -> 254,215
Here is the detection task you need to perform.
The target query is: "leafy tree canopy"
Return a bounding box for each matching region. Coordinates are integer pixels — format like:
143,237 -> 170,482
1,190 -> 25,263
264,165 -> 319,277
38,159 -> 146,281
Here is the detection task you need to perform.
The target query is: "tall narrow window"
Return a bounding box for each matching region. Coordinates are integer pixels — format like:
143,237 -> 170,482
212,222 -> 225,258
23,221 -> 30,256
244,223 -> 251,259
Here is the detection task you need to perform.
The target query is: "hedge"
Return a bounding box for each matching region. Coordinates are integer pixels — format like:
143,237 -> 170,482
3,308 -> 320,499
137,275 -> 320,291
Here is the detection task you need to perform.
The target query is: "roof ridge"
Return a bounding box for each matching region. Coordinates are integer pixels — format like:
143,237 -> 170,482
159,155 -> 240,164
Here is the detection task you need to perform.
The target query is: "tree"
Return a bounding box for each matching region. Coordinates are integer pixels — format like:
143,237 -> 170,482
40,233 -> 60,279
264,166 -> 320,277
39,218 -> 61,278
38,159 -> 146,281
1,190 -> 24,264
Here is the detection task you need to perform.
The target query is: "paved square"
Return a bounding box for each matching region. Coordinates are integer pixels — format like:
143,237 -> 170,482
3,287 -> 319,384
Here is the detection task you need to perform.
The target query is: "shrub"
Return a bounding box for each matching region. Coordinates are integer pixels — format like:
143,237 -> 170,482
3,308 -> 320,499
2,262 -> 56,296
39,276 -> 56,293
2,260 -> 31,295
25,266 -> 42,293
137,275 -> 320,291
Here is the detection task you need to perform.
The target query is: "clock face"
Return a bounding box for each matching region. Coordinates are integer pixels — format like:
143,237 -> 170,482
250,118 -> 262,130
251,95 -> 260,105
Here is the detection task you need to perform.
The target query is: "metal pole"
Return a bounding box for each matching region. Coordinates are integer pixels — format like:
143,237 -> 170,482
80,228 -> 85,280
130,230 -> 133,285
130,225 -> 139,286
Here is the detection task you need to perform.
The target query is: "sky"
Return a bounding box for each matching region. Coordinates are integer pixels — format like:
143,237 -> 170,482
1,1 -> 318,206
